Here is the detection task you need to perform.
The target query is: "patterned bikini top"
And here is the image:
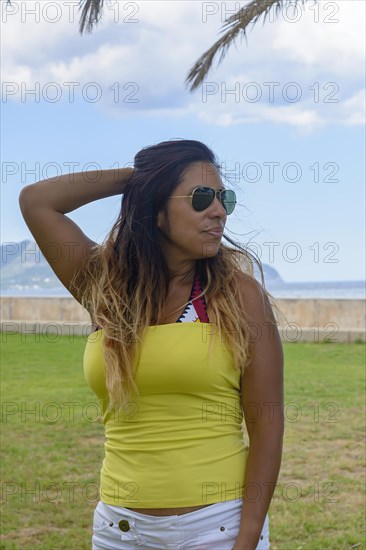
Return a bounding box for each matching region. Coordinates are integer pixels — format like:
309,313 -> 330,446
93,270 -> 209,332
176,270 -> 209,323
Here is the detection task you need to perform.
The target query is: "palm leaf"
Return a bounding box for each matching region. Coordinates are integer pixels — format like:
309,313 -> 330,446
4,0 -> 105,34
78,0 -> 105,35
185,0 -> 308,91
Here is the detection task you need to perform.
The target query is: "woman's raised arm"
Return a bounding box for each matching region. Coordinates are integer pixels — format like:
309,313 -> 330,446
18,167 -> 133,303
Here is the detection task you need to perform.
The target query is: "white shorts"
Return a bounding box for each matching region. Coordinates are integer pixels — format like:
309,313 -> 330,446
92,499 -> 270,549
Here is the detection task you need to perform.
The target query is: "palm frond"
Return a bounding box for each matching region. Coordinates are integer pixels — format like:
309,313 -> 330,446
78,0 -> 105,35
186,0 -> 307,91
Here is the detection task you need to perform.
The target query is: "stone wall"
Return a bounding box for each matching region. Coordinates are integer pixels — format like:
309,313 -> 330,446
1,296 -> 365,343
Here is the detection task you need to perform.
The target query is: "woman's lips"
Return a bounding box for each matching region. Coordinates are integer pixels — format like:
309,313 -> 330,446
206,229 -> 223,237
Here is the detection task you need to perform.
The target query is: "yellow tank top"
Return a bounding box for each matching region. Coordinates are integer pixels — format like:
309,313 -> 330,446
83,323 -> 249,507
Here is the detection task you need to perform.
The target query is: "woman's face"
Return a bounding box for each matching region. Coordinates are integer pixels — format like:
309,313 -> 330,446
157,161 -> 227,262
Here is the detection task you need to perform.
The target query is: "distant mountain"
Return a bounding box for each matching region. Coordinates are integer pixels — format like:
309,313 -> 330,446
1,240 -> 63,290
253,262 -> 284,285
1,240 -> 286,292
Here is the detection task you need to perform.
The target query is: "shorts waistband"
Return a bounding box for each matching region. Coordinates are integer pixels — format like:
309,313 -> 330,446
98,499 -> 243,532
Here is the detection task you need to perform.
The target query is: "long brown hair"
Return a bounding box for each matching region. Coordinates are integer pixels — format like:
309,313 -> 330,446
73,139 -> 285,411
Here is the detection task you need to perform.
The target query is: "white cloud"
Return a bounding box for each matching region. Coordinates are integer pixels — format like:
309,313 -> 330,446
1,0 -> 365,131
272,0 -> 365,76
196,99 -> 326,134
339,89 -> 366,126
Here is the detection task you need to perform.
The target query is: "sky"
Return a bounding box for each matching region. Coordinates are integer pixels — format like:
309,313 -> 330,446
1,0 -> 365,283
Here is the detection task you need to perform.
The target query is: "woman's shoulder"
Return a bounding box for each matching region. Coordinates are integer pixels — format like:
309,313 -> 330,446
233,271 -> 274,323
233,270 -> 265,296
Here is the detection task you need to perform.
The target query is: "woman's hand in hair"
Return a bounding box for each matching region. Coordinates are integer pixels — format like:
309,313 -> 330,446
115,167 -> 134,193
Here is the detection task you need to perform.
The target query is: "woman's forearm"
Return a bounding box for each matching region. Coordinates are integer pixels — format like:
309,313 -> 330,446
233,423 -> 284,550
19,167 -> 134,214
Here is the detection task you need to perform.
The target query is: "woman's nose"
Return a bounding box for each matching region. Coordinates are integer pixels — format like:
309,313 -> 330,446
208,196 -> 227,218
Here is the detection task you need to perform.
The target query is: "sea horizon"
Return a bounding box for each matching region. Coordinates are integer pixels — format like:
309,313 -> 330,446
1,280 -> 365,300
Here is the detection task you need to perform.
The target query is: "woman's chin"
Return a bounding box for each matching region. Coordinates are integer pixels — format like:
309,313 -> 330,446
199,244 -> 221,259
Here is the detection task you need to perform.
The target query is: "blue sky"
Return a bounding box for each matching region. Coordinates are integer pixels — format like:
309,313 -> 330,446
2,0 -> 365,283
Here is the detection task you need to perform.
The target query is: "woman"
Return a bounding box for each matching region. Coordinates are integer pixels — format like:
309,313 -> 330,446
19,139 -> 284,550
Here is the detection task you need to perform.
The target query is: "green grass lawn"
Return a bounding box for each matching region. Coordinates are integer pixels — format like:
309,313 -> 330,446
1,333 -> 365,550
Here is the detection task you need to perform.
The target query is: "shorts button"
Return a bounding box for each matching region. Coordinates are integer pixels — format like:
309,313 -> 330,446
260,535 -> 264,540
220,526 -> 225,531
118,520 -> 130,532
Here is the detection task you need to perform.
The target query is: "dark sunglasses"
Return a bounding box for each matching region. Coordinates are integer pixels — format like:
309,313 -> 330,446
170,186 -> 236,215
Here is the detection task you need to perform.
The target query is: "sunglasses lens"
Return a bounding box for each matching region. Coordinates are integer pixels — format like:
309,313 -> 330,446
192,187 -> 215,211
221,190 -> 236,214
191,187 -> 236,214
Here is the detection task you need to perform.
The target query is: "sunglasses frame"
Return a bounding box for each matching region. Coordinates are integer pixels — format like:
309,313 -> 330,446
169,186 -> 236,215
